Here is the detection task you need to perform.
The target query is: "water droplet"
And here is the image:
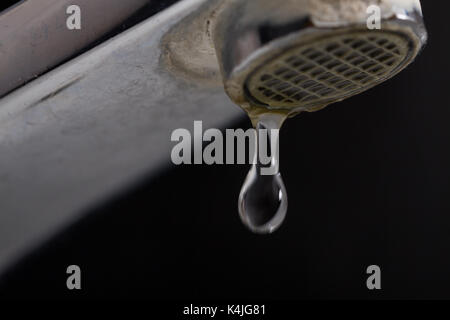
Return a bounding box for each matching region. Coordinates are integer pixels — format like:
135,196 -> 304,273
238,113 -> 288,234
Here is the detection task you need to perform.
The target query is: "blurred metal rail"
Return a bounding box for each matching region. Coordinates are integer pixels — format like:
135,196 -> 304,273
0,0 -> 179,97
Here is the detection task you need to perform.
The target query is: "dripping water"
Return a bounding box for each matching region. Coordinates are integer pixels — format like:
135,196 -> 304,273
238,112 -> 288,234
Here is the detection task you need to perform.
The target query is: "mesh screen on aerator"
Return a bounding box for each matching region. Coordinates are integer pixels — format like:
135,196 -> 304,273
246,30 -> 412,109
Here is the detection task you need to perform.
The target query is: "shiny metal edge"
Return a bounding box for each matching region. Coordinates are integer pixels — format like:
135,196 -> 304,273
0,0 -> 243,275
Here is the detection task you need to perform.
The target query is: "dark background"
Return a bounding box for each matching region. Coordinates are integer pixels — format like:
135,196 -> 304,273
0,1 -> 449,300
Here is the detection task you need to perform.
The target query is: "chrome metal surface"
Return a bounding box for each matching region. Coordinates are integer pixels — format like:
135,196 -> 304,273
0,0 -> 242,274
0,0 -> 427,273
209,0 -> 427,114
0,0 -> 157,97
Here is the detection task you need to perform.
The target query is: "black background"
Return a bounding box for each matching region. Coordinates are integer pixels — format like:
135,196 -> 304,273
1,1 -> 450,301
